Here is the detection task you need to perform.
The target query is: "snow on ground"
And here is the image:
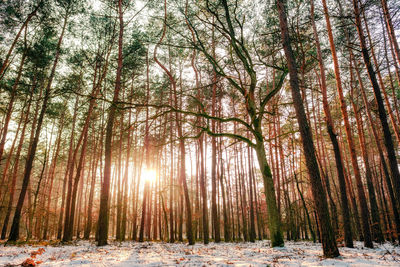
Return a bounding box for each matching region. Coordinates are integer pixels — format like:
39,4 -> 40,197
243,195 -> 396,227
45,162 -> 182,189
0,240 -> 399,266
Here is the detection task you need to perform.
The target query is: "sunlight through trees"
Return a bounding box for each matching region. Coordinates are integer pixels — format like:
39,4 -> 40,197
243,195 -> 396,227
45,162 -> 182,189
0,0 -> 399,259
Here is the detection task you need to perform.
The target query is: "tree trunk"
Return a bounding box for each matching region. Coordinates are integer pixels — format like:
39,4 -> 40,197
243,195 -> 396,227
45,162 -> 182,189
1,89 -> 33,239
57,97 -> 78,239
351,52 -> 400,242
84,128 -> 99,239
349,63 -> 384,243
322,0 -> 373,248
0,51 -> 27,166
7,10 -> 68,242
352,0 -> 400,222
254,139 -> 283,246
247,147 -> 256,242
310,0 -> 353,247
211,23 -> 220,243
97,0 -> 123,246
363,10 -> 400,145
380,0 -> 400,68
276,0 -> 339,257
42,111 -> 65,240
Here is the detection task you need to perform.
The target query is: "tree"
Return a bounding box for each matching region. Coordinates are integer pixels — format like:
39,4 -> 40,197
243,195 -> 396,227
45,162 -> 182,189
321,0 -> 373,248
310,0 -> 353,247
0,0 -> 43,82
276,0 -> 339,257
352,0 -> 400,230
97,0 -> 124,246
183,0 -> 287,247
7,0 -> 75,241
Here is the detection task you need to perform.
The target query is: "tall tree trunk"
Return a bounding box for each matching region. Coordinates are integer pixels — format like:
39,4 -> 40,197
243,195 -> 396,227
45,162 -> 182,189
57,97 -> 78,239
121,100 -> 133,241
310,0 -> 353,248
97,0 -> 123,246
380,0 -> 400,68
381,14 -> 400,127
42,111 -> 65,240
352,0 -> 400,219
349,63 -> 384,243
154,0 -> 194,245
1,89 -> 33,239
0,51 -> 27,166
211,22 -> 221,243
0,94 -> 24,204
253,138 -> 283,246
322,0 -> 373,248
139,51 -> 152,243
276,0 -> 339,257
351,52 -> 400,242
363,10 -> 400,145
115,115 -> 124,241
7,10 -> 68,242
84,127 -> 100,239
247,147 -> 256,242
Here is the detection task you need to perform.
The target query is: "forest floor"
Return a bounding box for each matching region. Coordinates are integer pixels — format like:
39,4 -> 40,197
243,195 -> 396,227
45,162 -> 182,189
0,240 -> 399,266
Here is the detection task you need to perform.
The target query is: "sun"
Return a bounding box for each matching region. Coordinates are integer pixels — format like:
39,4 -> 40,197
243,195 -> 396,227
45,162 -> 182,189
142,169 -> 157,183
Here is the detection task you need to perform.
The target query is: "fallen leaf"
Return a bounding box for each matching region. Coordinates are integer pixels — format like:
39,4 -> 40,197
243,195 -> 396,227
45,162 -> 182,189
30,248 -> 45,258
21,258 -> 36,267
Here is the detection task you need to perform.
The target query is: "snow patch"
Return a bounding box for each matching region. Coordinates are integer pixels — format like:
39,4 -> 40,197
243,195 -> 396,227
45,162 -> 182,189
0,240 -> 399,266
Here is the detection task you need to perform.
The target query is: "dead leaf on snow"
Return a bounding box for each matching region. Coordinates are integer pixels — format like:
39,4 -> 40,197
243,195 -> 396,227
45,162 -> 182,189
30,248 -> 45,258
21,258 -> 36,267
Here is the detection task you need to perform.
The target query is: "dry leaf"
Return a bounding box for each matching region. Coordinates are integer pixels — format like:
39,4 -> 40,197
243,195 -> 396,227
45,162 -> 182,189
21,258 -> 36,267
30,248 -> 45,258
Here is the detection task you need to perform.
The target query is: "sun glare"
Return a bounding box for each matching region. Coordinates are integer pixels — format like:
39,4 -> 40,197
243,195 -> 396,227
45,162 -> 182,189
143,169 -> 157,183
